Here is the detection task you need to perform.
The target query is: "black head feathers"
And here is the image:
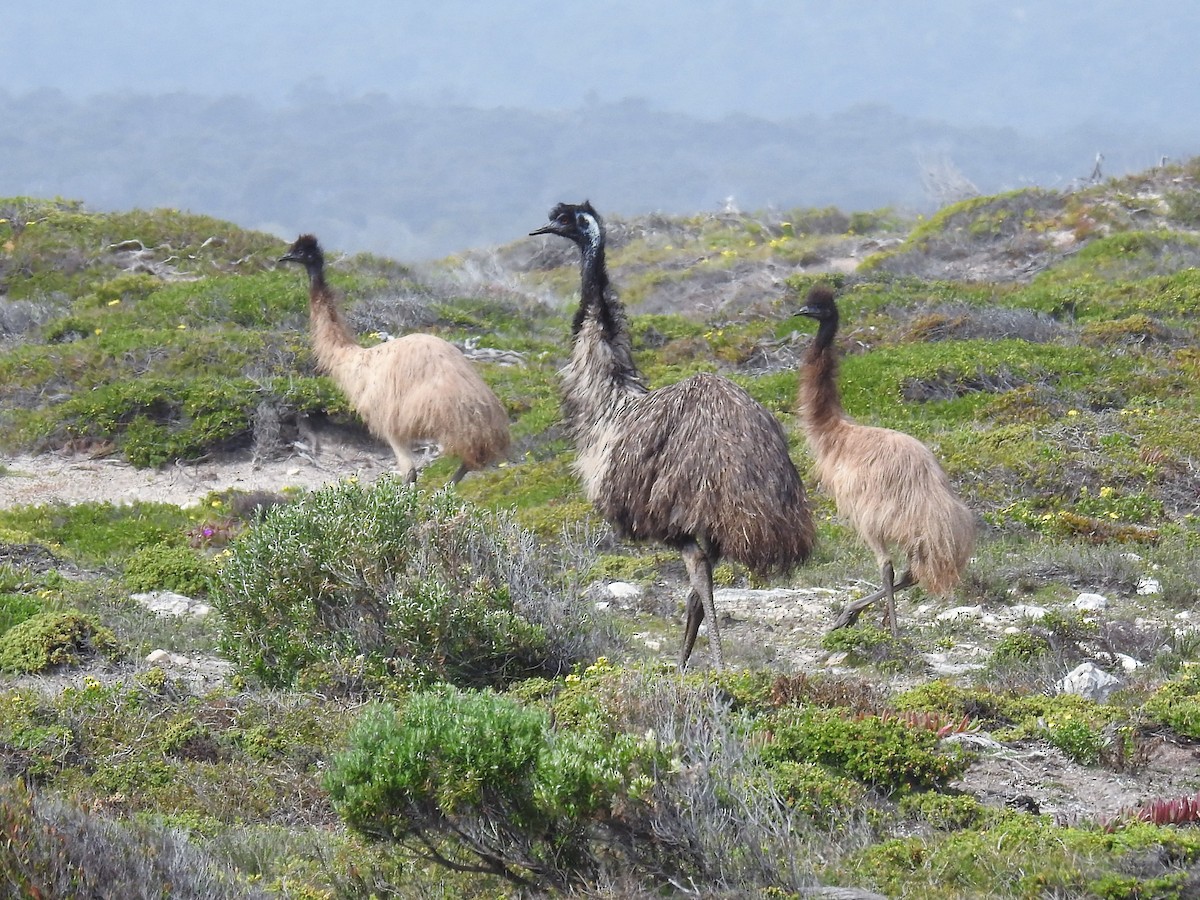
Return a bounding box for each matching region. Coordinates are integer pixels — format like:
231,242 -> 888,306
279,234 -> 323,267
530,201 -> 604,246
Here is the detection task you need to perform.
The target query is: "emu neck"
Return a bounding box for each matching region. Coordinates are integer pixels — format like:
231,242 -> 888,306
305,265 -> 360,373
561,237 -> 646,435
800,312 -> 851,453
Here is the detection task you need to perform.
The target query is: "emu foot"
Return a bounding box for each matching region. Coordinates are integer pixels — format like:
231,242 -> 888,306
830,600 -> 869,631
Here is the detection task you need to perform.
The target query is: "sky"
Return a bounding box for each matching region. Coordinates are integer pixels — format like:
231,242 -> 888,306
3,1 -> 1195,132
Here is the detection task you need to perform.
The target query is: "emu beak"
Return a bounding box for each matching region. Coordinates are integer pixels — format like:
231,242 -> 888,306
278,251 -> 298,264
529,224 -> 556,237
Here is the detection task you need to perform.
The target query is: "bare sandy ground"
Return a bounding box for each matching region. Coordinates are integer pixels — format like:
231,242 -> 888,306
0,440 -> 398,510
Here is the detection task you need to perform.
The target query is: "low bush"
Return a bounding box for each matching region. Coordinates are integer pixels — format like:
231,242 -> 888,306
0,780 -> 265,899
0,611 -> 118,673
1144,665 -> 1200,738
757,707 -> 970,795
123,544 -> 216,596
212,477 -> 606,690
325,685 -> 667,892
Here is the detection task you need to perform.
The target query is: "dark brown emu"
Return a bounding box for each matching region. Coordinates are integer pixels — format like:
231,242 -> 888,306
796,285 -> 975,635
280,234 -> 511,485
532,202 -> 814,669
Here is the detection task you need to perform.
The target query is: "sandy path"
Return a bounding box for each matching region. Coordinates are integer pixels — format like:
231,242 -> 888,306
0,442 -> 398,509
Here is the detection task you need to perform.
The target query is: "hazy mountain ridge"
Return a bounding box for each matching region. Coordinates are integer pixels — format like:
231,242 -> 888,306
1,87 -> 1193,260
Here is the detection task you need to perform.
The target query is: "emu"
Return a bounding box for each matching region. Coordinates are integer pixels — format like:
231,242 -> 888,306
279,234 -> 511,485
795,285 -> 975,635
531,202 -> 814,669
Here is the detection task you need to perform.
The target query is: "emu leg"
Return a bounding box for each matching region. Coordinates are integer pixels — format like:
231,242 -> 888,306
680,542 -> 721,671
880,561 -> 898,637
679,587 -> 702,670
387,442 -> 420,485
449,462 -> 470,485
830,568 -> 915,632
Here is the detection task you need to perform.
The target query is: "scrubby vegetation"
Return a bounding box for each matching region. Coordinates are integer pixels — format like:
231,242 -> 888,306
2,158 -> 1200,897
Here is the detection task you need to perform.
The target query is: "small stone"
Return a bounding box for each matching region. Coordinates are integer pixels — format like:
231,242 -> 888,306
1010,604 -> 1048,620
825,651 -> 849,667
1073,592 -> 1108,611
1114,653 -> 1142,674
130,590 -> 210,618
606,581 -> 643,602
937,605 -> 982,622
1136,578 -> 1161,596
146,649 -> 172,664
1056,662 -> 1122,702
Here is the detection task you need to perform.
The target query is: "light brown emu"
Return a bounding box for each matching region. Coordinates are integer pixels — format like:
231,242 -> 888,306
531,202 -> 814,669
279,234 -> 510,484
796,285 -> 975,635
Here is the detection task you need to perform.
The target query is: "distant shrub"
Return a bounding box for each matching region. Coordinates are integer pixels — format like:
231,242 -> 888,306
0,611 -> 118,673
213,477 -> 604,690
123,545 -> 216,596
0,500 -> 192,567
899,792 -> 988,831
990,631 -> 1053,665
0,592 -> 45,636
1144,665 -> 1200,738
758,707 -> 969,795
0,780 -> 262,899
1041,716 -> 1104,766
821,624 -> 917,672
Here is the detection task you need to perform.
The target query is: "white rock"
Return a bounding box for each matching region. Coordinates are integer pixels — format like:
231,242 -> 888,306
593,600 -> 610,612
937,605 -> 982,622
1136,578 -> 1161,596
606,581 -> 643,602
825,651 -> 849,667
1114,653 -> 1142,674
145,649 -> 190,666
1176,611 -> 1192,620
1073,592 -> 1108,611
130,590 -> 211,618
1056,662 -> 1122,702
1010,604 -> 1048,620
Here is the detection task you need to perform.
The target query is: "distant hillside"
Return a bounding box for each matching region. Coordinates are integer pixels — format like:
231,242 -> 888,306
1,88 -> 1195,260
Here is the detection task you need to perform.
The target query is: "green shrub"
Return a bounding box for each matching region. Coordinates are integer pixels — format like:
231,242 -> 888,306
757,707 -> 969,795
123,545 -> 216,596
1042,717 -> 1104,766
325,686 -> 666,891
899,792 -> 988,831
0,592 -> 45,635
0,501 -> 191,566
1144,665 -> 1200,738
990,631 -> 1053,664
0,611 -> 118,673
212,477 -> 603,690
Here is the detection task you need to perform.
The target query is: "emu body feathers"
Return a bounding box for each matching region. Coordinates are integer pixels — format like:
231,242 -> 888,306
281,234 -> 510,484
534,202 -> 814,669
797,285 -> 974,633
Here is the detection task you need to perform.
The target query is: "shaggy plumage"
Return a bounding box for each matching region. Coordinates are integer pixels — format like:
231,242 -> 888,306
796,285 -> 975,634
532,202 -> 814,669
280,234 -> 510,484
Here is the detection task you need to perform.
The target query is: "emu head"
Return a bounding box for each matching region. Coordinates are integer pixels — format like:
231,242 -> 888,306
530,201 -> 604,253
797,285 -> 838,323
279,234 -> 324,273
